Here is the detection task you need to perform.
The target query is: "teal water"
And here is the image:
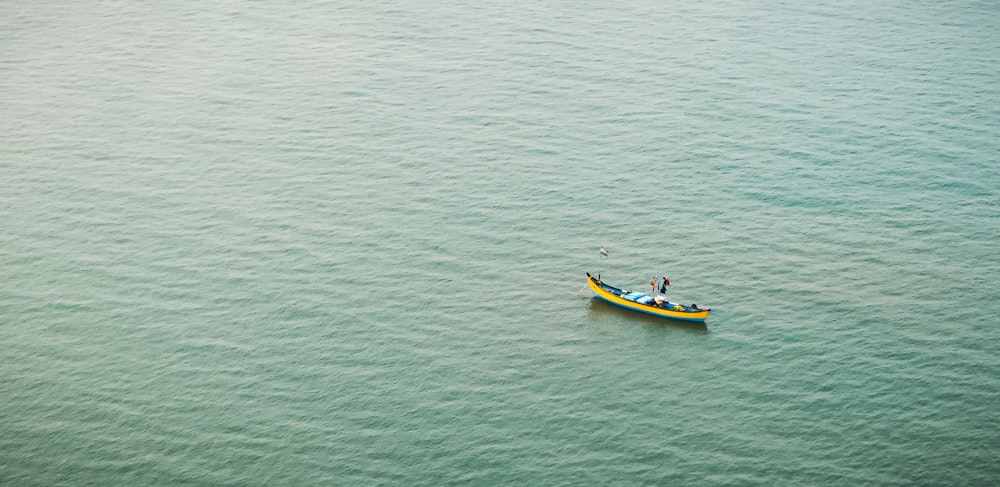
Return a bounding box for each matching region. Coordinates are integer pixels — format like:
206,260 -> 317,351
2,1 -> 999,484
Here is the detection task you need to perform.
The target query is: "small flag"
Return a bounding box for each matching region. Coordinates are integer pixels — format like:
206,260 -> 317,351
599,246 -> 609,257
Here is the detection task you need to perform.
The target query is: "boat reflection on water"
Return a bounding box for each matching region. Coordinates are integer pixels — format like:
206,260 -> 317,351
586,298 -> 708,334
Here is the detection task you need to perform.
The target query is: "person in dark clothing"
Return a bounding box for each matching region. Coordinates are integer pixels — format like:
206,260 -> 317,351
659,276 -> 670,294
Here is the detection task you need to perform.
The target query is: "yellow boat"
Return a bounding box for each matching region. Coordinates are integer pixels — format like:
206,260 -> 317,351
586,273 -> 711,323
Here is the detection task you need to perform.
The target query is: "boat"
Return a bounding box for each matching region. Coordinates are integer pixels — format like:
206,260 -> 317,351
586,273 -> 711,323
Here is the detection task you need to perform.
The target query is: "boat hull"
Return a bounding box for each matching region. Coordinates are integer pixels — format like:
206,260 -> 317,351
587,274 -> 710,323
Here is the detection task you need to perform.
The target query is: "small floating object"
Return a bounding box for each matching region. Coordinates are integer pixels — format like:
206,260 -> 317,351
599,246 -> 609,257
586,273 -> 711,323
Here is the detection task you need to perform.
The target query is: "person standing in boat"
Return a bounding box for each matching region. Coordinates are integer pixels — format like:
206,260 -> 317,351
660,276 -> 670,295
649,278 -> 657,295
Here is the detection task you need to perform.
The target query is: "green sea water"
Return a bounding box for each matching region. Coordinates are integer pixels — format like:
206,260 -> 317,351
2,1 -> 999,485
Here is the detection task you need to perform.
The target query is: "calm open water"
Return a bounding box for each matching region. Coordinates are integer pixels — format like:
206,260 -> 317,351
2,1 -> 999,485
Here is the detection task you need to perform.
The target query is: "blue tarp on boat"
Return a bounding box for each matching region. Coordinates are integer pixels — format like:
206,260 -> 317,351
621,292 -> 654,305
